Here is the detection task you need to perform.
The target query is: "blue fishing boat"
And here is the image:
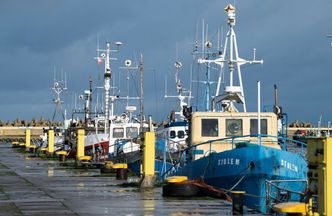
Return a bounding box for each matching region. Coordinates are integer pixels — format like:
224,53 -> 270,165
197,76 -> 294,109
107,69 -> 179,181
165,4 -> 308,213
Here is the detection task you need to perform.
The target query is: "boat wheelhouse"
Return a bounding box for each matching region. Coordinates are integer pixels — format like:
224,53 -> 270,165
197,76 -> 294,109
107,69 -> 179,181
190,112 -> 279,160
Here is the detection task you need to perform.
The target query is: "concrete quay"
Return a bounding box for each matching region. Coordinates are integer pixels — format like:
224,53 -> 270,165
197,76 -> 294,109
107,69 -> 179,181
0,142 -> 263,215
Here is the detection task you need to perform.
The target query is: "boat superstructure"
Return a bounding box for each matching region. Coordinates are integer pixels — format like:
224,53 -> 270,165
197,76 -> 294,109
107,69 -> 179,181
156,61 -> 191,152
82,42 -> 147,160
167,4 -> 307,213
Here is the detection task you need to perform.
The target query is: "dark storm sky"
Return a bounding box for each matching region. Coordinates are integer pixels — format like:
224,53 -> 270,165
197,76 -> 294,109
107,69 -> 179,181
0,0 -> 331,125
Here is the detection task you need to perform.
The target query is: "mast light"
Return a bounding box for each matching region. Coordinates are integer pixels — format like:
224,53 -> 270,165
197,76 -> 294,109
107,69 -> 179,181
175,61 -> 182,69
225,4 -> 236,26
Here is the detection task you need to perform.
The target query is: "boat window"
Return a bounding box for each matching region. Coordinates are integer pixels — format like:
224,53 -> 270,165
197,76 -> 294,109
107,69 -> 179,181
178,130 -> 185,139
226,119 -> 242,136
250,119 -> 267,135
113,128 -> 124,138
126,127 -> 139,138
170,130 -> 176,139
201,119 -> 218,137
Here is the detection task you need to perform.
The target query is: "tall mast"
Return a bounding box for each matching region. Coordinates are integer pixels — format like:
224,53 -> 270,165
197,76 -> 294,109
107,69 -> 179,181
104,42 -> 111,122
95,41 -> 122,129
139,54 -> 144,132
198,4 -> 263,112
51,71 -> 67,123
84,77 -> 92,124
165,61 -> 192,121
175,61 -> 186,118
204,41 -> 212,111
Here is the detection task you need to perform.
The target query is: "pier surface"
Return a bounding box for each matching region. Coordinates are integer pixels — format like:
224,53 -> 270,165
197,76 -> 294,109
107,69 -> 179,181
0,142 -> 263,215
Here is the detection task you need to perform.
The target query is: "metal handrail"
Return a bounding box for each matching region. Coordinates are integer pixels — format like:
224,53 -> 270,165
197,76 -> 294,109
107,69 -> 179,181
265,179 -> 308,211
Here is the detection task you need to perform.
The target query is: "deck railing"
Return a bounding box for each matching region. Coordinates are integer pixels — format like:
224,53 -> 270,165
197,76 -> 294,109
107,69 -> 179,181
265,179 -> 310,212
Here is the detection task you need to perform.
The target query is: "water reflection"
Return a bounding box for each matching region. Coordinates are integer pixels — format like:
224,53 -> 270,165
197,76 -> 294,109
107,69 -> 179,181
47,167 -> 54,177
142,189 -> 156,215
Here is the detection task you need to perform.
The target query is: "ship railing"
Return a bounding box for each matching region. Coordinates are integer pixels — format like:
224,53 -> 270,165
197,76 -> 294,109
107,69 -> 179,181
157,137 -> 188,179
265,179 -> 308,212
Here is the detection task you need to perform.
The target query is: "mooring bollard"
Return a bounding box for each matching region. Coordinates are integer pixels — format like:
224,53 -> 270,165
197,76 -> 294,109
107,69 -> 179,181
56,151 -> 67,162
11,141 -> 19,148
117,169 -> 128,180
101,161 -> 114,173
113,163 -> 128,180
59,154 -> 66,162
29,146 -> 37,153
231,191 -> 245,215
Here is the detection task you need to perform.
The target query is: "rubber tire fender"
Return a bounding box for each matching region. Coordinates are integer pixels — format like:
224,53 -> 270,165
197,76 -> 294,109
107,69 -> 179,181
162,183 -> 200,197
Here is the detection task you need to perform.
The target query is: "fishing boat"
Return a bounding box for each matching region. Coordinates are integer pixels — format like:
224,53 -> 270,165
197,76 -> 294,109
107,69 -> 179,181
166,4 -> 308,213
80,42 -> 148,161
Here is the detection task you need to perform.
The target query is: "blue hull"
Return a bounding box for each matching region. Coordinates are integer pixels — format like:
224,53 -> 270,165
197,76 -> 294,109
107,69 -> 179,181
175,145 -> 307,213
128,159 -> 173,179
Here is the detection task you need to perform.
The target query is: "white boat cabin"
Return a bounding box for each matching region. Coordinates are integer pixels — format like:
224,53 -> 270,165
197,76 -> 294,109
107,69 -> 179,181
156,121 -> 188,152
109,122 -> 146,154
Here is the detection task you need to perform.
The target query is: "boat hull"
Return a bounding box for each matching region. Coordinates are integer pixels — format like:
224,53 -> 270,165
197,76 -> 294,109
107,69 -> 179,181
84,133 -> 110,160
175,145 -> 307,213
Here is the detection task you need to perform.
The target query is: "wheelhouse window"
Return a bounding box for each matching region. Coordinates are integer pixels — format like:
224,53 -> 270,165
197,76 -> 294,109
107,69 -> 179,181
169,130 -> 176,139
178,130 -> 185,139
226,119 -> 242,137
250,119 -> 267,135
113,128 -> 124,138
201,119 -> 218,137
126,127 -> 138,138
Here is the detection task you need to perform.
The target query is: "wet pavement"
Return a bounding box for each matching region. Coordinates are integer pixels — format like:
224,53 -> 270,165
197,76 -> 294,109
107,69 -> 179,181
0,143 -> 264,215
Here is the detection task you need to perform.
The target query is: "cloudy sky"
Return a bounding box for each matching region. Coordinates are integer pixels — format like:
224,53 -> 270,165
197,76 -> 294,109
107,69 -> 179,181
0,0 -> 331,125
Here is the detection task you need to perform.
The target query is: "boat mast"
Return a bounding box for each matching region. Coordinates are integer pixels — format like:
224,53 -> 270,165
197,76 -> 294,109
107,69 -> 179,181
51,70 -> 67,123
84,77 -> 92,124
139,54 -> 144,132
175,61 -> 186,119
104,43 -> 111,123
198,4 -> 263,112
164,61 -> 192,121
96,41 -> 122,131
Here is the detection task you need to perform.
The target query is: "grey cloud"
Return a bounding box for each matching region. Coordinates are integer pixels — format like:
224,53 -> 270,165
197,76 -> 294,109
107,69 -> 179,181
0,0 -> 331,123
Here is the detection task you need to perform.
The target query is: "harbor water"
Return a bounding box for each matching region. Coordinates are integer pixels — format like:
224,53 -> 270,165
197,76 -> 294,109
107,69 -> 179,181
0,142 -> 263,216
